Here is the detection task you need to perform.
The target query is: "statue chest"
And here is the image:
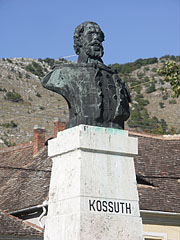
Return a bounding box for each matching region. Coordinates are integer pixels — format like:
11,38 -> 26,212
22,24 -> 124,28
43,64 -> 118,127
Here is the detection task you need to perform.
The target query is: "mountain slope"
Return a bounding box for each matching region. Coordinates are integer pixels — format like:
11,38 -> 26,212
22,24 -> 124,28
0,56 -> 179,149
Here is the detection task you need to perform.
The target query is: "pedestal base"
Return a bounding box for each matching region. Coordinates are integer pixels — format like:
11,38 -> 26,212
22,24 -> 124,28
44,125 -> 143,240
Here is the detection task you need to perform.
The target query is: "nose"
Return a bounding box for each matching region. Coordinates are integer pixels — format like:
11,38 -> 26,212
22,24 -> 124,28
92,33 -> 98,40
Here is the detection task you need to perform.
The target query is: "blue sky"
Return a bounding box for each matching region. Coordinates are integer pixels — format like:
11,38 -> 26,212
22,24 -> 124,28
0,0 -> 179,64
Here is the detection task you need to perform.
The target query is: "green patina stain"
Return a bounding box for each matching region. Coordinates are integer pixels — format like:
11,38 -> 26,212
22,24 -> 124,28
58,125 -> 127,136
86,125 -> 127,135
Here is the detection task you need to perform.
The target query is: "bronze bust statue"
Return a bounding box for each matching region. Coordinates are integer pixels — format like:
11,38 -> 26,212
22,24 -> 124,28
41,21 -> 131,129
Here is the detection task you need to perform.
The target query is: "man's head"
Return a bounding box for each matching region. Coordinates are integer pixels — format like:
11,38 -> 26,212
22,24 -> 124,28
74,22 -> 104,62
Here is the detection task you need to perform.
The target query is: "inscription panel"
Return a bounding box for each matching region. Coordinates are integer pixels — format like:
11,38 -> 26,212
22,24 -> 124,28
85,197 -> 140,217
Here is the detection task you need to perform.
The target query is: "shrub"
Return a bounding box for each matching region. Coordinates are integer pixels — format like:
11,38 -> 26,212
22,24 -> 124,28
169,99 -> 176,104
18,72 -> 22,78
128,105 -> 168,134
144,67 -> 149,71
160,55 -> 179,61
1,121 -> 17,128
43,58 -> 55,67
135,96 -> 149,107
0,87 -> 7,92
6,58 -> 13,63
36,92 -> 41,97
25,73 -> 31,79
4,91 -> 23,102
109,57 -> 158,74
146,83 -> 156,93
157,61 -> 180,97
3,138 -> 16,147
130,80 -> 140,88
39,106 -> 45,110
137,72 -> 144,79
134,86 -> 142,94
152,67 -> 157,72
26,61 -> 44,77
169,127 -> 177,134
159,87 -> 164,92
159,79 -> 165,85
3,139 -> 9,146
162,93 -> 169,100
38,58 -> 43,62
159,102 -> 165,108
158,119 -> 168,134
143,76 -> 149,82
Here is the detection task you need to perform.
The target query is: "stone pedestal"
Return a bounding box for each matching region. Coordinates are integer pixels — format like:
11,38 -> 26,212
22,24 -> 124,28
44,125 -> 143,240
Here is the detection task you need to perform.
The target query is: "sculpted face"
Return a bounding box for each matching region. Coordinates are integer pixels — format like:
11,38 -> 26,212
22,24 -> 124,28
82,23 -> 104,59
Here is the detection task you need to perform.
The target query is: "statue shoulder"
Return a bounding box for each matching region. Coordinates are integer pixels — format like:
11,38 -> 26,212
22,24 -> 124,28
41,63 -> 77,88
112,73 -> 131,103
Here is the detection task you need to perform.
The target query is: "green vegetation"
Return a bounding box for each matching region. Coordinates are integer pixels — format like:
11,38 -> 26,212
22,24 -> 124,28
128,105 -> 168,134
26,61 -> 44,77
146,83 -> 156,93
128,91 -> 168,134
39,106 -> 45,110
43,58 -> 55,67
134,86 -> 142,94
3,139 -> 9,147
112,55 -> 180,134
6,58 -> 13,64
169,99 -> 176,104
151,67 -> 157,72
25,73 -> 31,79
0,87 -> 7,92
158,61 -> 180,97
3,138 -> 16,147
110,57 -> 158,74
137,72 -> 144,79
134,95 -> 149,107
1,121 -> 17,128
143,76 -> 150,82
160,55 -> 180,62
144,67 -> 150,71
36,92 -> 41,97
55,58 -> 70,65
18,72 -> 22,78
162,92 -> 169,100
1,55 -> 179,141
159,87 -> 164,92
159,102 -> 165,108
4,91 -> 23,102
38,57 -> 69,67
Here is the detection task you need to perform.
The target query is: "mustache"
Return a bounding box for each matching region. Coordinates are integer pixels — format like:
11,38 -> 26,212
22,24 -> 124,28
88,40 -> 102,47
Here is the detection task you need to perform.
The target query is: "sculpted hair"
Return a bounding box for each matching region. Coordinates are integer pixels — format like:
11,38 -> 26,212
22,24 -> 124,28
73,21 -> 104,55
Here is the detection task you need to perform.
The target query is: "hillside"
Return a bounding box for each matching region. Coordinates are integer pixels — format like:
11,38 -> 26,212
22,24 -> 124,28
0,58 -> 68,149
0,56 -> 180,149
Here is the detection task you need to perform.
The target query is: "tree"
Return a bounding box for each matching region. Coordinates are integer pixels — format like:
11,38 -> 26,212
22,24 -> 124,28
158,61 -> 180,97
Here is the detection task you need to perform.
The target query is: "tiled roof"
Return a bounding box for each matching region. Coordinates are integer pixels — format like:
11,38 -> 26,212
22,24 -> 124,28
131,133 -> 180,213
0,209 -> 43,236
0,132 -> 179,215
0,143 -> 51,212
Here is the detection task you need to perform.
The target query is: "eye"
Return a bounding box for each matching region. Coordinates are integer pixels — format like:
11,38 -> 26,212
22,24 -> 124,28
87,31 -> 94,35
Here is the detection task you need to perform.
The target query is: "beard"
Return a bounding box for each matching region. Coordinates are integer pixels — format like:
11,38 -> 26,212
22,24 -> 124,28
84,41 -> 104,58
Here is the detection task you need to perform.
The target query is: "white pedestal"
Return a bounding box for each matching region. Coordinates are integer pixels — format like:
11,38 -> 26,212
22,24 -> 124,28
44,125 -> 143,240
